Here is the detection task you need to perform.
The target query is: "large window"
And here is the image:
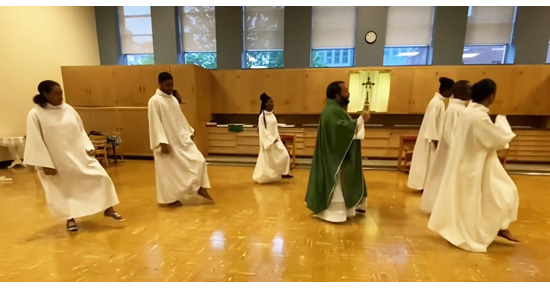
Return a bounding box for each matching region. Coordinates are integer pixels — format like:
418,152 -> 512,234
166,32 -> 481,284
311,7 -> 356,68
463,6 -> 516,65
384,6 -> 434,66
118,6 -> 154,65
243,6 -> 284,69
180,6 -> 217,69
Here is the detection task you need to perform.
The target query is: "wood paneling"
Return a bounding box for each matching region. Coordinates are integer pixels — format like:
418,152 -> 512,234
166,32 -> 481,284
209,65 -> 550,116
62,64 -> 212,156
117,108 -> 150,156
62,66 -> 116,106
207,126 -> 550,162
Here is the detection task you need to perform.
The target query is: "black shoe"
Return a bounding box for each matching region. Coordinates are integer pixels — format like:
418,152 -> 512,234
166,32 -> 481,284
282,174 -> 294,179
66,219 -> 78,232
355,209 -> 366,214
104,211 -> 125,221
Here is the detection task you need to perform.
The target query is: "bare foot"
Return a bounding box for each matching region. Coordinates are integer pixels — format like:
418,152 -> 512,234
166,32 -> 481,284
498,229 -> 519,242
198,188 -> 214,201
169,200 -> 183,207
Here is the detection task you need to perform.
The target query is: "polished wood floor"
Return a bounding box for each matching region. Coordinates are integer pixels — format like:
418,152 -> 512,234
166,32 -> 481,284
1,160 -> 549,282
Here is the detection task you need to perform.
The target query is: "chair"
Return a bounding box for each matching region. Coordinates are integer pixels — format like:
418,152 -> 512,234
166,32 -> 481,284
280,134 -> 296,170
106,131 -> 124,164
498,149 -> 509,168
397,135 -> 417,174
89,135 -> 109,167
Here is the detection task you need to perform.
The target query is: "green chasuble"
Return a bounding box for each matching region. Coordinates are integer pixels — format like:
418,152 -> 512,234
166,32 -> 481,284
305,99 -> 367,215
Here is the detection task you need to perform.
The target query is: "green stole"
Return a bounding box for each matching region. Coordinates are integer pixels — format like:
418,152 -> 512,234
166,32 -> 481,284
305,99 -> 367,215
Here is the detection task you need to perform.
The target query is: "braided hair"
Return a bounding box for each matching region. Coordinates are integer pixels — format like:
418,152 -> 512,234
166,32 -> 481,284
259,92 -> 272,129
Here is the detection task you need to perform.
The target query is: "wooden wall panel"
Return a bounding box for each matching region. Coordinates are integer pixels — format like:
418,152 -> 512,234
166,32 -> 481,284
191,66 -> 213,155
62,66 -> 116,107
387,68 -> 415,113
74,108 -> 118,134
209,65 -> 550,116
117,108 -> 151,156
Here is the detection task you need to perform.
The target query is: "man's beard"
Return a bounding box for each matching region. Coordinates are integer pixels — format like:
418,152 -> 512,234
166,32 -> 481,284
341,98 -> 350,106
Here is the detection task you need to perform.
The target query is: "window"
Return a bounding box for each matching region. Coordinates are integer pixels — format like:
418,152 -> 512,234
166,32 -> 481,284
384,6 -> 434,66
311,7 -> 356,67
118,6 -> 154,65
383,46 -> 430,66
180,6 -> 217,69
463,6 -> 516,64
547,40 -> 550,64
244,6 -> 284,69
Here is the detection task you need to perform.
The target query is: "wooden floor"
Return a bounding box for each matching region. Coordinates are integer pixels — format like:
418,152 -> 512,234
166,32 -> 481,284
1,160 -> 550,282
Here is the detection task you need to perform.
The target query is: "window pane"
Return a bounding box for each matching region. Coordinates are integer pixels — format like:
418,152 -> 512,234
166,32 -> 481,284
121,35 -> 154,55
547,43 -> 550,64
386,6 -> 434,46
245,50 -> 284,69
182,6 -> 217,52
184,52 -> 217,69
383,46 -> 429,66
125,54 -> 154,65
124,17 -> 153,35
311,7 -> 356,48
119,6 -> 154,55
311,48 -> 354,68
465,6 -> 515,45
244,7 -> 284,50
123,6 -> 151,16
462,45 -> 507,64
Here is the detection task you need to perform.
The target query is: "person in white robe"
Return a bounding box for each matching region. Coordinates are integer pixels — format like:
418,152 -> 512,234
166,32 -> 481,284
253,93 -> 292,184
421,80 -> 472,213
148,72 -> 212,206
428,78 -> 519,253
23,80 -> 123,232
407,77 -> 454,191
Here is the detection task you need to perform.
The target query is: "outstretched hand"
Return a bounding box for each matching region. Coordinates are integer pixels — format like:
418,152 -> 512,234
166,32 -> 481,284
43,167 -> 58,176
160,143 -> 171,154
361,111 -> 371,122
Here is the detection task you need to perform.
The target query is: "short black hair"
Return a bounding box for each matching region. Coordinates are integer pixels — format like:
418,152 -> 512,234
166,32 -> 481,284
439,77 -> 455,93
326,81 -> 345,99
452,80 -> 471,101
471,78 -> 497,104
158,72 -> 173,83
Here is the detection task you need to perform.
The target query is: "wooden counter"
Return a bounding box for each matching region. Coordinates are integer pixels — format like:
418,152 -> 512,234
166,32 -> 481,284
207,126 -> 550,162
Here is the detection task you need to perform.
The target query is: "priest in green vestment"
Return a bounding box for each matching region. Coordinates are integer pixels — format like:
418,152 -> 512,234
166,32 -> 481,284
305,81 -> 371,223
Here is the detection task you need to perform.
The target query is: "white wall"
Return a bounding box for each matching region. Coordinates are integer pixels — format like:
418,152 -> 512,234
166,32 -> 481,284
0,6 -> 100,136
0,6 -> 100,160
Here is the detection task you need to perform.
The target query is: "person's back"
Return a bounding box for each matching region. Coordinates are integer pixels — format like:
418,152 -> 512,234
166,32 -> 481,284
428,79 -> 518,252
407,77 -> 454,191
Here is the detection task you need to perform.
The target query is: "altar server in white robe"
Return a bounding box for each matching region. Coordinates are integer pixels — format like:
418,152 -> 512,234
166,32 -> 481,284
253,93 -> 293,184
148,72 -> 213,206
421,80 -> 472,213
24,80 -> 123,232
428,79 -> 519,253
407,77 -> 454,191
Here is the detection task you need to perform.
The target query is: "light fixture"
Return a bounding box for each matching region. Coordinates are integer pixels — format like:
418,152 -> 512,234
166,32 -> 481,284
397,52 -> 420,57
463,53 -> 480,59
